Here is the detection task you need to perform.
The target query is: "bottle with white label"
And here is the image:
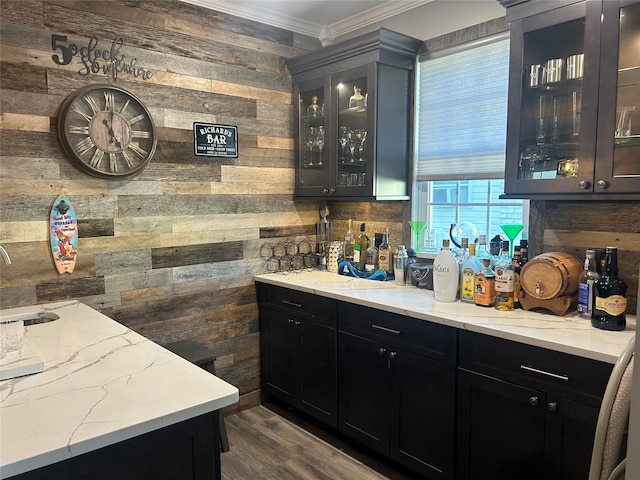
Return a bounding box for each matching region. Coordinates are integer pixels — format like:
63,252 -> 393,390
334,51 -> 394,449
577,249 -> 599,318
433,239 -> 459,302
378,229 -> 392,274
494,240 -> 515,311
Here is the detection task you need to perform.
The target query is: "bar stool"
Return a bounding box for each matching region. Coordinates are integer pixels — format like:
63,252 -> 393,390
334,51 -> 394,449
164,340 -> 230,452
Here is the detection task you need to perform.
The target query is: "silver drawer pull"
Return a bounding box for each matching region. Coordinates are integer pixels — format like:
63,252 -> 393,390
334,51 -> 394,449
281,300 -> 303,308
371,324 -> 401,335
520,365 -> 570,382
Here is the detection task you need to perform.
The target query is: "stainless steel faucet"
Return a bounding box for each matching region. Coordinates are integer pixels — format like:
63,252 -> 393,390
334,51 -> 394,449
0,245 -> 11,265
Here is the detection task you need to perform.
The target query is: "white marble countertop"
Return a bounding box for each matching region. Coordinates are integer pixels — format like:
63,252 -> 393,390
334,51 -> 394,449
255,271 -> 636,364
0,301 -> 239,479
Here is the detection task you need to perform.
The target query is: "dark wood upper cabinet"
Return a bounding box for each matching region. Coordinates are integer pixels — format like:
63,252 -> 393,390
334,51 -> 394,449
500,0 -> 640,199
285,29 -> 422,200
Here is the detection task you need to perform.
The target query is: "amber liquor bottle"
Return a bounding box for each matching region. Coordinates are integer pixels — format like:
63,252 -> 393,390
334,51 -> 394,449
591,247 -> 627,331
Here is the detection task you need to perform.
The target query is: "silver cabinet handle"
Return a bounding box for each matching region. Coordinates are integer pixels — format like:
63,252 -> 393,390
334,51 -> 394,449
547,402 -> 557,412
388,351 -> 397,360
371,324 -> 401,335
281,300 -> 303,308
597,179 -> 609,189
520,365 -> 570,382
378,347 -> 387,356
529,396 -> 539,406
579,180 -> 591,189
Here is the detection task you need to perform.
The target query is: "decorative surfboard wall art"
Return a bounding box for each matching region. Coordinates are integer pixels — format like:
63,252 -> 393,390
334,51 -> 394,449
49,195 -> 78,274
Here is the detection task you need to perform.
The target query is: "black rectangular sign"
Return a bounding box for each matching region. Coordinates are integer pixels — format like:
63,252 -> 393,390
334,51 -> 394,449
193,122 -> 238,158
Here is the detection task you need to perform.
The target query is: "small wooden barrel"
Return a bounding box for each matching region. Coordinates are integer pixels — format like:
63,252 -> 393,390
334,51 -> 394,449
520,252 -> 583,300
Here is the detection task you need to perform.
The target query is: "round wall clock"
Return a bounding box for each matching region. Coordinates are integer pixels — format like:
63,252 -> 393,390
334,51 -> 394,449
57,84 -> 157,178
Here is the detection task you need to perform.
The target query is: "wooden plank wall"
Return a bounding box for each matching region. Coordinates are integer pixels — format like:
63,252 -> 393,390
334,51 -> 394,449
0,0 -> 328,413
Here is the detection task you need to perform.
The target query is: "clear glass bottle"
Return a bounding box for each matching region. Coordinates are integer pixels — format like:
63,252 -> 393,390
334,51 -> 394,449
577,249 -> 600,318
494,240 -> 515,311
353,223 -> 368,271
365,237 -> 378,273
378,229 -> 392,274
306,95 -> 322,118
460,243 -> 482,303
344,217 -> 354,262
349,85 -> 365,109
592,247 -> 627,331
433,239 -> 459,303
475,239 -> 496,307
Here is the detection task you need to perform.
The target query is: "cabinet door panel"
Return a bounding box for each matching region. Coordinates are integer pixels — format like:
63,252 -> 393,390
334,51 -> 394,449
544,396 -> 599,480
595,0 -> 640,193
261,308 -> 300,401
457,369 -> 545,480
338,332 -> 389,454
300,321 -> 337,427
390,350 -> 456,480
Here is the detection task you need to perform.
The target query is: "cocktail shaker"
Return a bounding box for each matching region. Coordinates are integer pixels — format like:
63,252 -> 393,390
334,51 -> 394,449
394,245 -> 408,286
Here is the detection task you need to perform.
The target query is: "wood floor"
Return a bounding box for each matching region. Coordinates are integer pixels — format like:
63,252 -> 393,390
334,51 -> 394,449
220,403 -> 415,480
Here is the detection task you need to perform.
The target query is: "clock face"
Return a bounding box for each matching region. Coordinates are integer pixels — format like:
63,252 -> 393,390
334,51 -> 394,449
58,85 -> 156,178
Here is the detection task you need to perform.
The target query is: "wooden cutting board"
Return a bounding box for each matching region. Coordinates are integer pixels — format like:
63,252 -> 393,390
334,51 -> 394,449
50,195 -> 78,274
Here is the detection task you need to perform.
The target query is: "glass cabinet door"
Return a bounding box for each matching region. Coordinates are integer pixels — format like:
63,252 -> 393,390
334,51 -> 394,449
595,0 -> 640,193
516,9 -> 592,184
297,81 -> 327,193
334,67 -> 371,194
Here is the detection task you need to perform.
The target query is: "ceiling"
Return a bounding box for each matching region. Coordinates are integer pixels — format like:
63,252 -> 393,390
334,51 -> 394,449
181,0 -> 434,44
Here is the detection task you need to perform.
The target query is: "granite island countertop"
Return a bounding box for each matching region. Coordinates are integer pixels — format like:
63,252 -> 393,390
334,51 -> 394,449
255,271 -> 636,364
0,301 -> 239,479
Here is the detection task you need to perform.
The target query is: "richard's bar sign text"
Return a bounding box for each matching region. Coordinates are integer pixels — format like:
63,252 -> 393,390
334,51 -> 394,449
51,35 -> 153,82
194,123 -> 238,158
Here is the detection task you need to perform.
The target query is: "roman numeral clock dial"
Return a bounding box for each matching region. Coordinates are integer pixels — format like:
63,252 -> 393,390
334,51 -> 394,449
57,85 -> 156,178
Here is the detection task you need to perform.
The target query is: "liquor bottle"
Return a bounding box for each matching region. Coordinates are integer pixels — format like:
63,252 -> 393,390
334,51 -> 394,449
344,217 -> 354,262
494,241 -> 515,311
378,229 -> 392,274
591,247 -> 627,331
519,240 -> 529,267
433,239 -> 459,302
460,242 -> 482,303
512,246 -> 522,309
475,238 -> 496,307
307,95 -> 322,117
365,238 -> 378,273
353,223 -> 368,271
577,249 -> 600,318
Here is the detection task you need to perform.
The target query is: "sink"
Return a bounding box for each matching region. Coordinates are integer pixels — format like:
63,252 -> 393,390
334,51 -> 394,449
0,311 -> 59,326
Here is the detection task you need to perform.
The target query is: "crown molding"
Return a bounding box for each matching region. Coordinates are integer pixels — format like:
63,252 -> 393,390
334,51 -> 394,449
181,0 -> 433,41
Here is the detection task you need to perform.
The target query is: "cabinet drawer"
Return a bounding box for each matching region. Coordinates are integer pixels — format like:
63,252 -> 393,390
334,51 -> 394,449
258,283 -> 336,327
458,330 -> 613,406
338,302 -> 456,364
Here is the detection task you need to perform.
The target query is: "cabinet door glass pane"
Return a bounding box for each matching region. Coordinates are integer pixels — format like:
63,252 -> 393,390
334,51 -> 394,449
300,86 -> 326,188
613,3 -> 640,177
519,19 -> 585,181
337,76 -> 368,189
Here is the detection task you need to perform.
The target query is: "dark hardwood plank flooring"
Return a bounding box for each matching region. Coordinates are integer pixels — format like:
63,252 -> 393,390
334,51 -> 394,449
221,403 -> 414,480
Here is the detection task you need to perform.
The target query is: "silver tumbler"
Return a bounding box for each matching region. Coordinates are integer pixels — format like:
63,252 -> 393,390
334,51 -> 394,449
393,245 -> 408,286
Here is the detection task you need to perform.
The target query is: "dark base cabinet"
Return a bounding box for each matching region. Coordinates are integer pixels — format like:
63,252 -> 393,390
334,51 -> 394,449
8,412 -> 220,480
338,303 -> 457,480
457,331 -> 611,480
258,284 -> 338,428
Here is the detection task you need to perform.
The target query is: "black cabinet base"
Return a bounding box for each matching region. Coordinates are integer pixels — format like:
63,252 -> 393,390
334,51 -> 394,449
8,412 -> 221,480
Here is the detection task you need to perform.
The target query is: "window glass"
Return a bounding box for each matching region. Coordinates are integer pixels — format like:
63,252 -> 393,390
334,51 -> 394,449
413,35 -> 527,253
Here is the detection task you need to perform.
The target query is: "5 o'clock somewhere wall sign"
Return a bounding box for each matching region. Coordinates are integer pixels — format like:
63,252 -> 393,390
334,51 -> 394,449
194,123 -> 238,158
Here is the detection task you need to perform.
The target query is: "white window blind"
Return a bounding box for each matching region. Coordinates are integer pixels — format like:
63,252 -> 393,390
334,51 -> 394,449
416,36 -> 510,181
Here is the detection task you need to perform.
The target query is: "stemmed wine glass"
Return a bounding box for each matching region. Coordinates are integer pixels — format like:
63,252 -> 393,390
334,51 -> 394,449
306,126 -> 316,166
315,126 -> 325,165
338,126 -> 349,161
